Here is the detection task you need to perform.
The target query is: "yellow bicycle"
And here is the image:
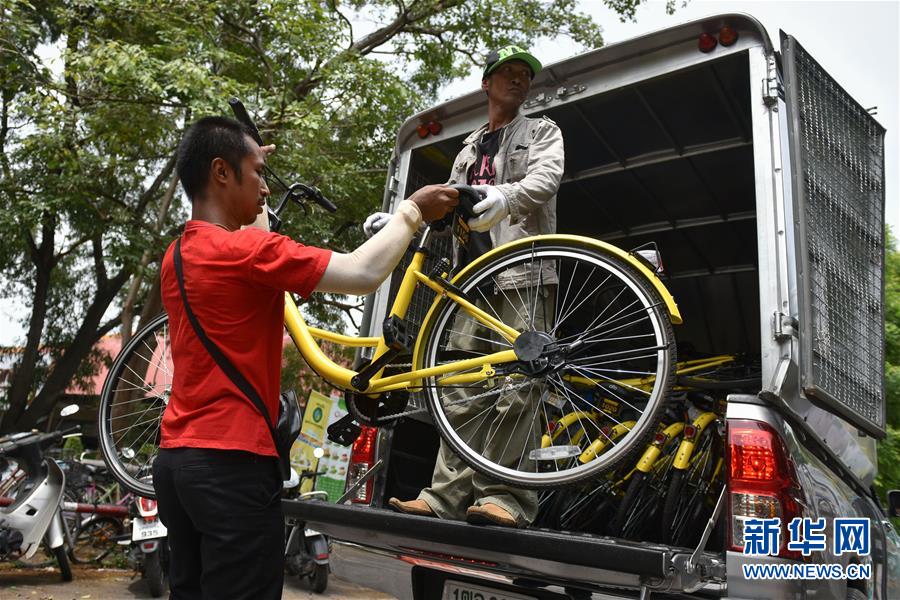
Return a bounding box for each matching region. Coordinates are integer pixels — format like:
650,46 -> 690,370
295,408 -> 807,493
98,109 -> 681,498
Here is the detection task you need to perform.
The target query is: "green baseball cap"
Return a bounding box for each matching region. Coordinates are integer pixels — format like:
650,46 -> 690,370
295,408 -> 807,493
483,45 -> 541,80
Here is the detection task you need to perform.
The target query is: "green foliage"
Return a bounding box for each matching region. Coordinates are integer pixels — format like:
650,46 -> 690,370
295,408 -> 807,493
878,230 -> 900,526
886,229 -> 899,427
61,432 -> 84,459
0,0 -> 652,430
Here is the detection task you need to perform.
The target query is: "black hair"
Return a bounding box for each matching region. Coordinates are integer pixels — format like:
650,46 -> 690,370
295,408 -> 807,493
176,116 -> 256,201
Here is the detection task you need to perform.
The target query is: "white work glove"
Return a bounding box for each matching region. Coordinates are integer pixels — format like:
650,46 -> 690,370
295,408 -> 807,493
468,185 -> 509,233
362,212 -> 392,237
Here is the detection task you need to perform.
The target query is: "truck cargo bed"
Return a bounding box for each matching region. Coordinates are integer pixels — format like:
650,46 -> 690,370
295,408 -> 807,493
283,500 -> 726,597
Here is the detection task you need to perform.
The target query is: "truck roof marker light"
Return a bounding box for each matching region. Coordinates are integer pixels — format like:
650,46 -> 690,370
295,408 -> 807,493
427,120 -> 443,135
416,124 -> 430,138
698,33 -> 717,53
719,26 -> 738,46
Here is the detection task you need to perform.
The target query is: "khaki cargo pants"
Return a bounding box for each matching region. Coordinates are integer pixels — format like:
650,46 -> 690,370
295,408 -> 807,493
419,286 -> 555,527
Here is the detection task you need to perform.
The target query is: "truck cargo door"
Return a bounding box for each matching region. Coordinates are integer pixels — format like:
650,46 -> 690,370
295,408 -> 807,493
781,32 -> 886,438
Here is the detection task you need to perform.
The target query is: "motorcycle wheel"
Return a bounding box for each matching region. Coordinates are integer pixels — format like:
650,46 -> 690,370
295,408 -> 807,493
51,544 -> 73,582
145,549 -> 167,597
310,563 -> 328,594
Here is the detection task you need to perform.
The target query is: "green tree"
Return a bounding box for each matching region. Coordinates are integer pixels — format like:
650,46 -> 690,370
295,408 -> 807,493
885,229 -> 899,427
0,0 -> 662,431
877,230 -> 900,516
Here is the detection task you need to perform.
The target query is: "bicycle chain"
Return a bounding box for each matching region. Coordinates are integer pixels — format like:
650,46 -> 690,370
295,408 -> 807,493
363,379 -> 535,423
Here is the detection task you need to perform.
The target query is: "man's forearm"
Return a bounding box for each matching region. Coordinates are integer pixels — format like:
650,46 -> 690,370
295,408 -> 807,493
315,200 -> 423,295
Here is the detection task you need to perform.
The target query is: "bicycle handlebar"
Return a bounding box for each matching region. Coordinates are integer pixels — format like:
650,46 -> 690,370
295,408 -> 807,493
0,425 -> 81,455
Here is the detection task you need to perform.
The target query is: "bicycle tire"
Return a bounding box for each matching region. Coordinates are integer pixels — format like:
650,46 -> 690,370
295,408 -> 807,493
98,312 -> 171,498
145,548 -> 168,598
610,424 -> 683,538
52,543 -> 73,581
676,358 -> 761,391
661,427 -> 721,546
418,237 -> 676,489
70,516 -> 123,564
609,471 -> 647,537
310,563 -> 329,593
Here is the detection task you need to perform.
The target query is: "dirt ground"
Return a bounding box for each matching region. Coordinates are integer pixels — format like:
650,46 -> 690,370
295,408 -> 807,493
0,563 -> 395,599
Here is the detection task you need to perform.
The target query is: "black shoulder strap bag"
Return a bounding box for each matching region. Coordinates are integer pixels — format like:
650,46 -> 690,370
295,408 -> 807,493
173,237 -> 301,480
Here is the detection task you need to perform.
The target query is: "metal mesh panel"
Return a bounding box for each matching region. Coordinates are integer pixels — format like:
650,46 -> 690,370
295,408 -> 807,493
784,35 -> 886,436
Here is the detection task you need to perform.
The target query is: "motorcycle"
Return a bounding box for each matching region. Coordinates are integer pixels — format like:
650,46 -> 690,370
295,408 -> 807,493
125,491 -> 169,597
0,404 -> 81,581
283,464 -> 331,594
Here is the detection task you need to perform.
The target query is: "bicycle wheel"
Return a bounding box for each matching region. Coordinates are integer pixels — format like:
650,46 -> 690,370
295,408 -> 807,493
98,312 -> 171,498
70,516 -> 124,563
677,357 -> 761,391
662,426 -> 723,546
52,543 -> 73,581
418,237 -> 676,488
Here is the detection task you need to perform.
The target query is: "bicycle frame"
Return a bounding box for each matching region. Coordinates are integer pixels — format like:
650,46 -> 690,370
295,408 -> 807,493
282,228 -> 683,396
283,226 -> 521,395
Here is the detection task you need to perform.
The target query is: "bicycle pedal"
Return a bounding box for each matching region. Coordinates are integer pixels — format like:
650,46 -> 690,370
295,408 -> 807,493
327,413 -> 361,447
383,316 -> 413,353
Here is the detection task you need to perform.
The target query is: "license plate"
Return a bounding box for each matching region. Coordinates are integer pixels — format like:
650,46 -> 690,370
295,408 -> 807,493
442,581 -> 537,600
132,517 -> 167,541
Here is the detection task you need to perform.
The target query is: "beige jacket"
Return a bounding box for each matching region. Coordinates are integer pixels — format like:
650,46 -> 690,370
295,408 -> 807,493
447,112 -> 564,286
447,112 -> 564,247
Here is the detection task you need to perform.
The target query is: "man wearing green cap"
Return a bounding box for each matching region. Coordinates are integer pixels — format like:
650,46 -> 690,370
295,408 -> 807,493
377,46 -> 564,528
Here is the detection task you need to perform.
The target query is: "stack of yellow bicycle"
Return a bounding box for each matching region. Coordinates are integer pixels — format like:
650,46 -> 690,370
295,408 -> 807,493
535,354 -> 758,546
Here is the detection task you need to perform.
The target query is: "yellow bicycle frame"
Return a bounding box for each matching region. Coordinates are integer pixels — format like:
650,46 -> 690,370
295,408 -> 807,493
672,411 -> 719,470
635,421 -> 685,473
281,234 -> 682,395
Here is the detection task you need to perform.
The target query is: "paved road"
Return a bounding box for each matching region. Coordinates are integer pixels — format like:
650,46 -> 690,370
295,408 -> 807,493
0,564 -> 395,599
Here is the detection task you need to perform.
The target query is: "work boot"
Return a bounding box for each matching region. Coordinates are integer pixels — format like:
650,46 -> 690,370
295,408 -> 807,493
388,497 -> 436,517
465,503 -> 518,528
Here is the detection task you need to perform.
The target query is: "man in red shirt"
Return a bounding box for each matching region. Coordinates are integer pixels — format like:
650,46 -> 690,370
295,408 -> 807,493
153,116 -> 457,599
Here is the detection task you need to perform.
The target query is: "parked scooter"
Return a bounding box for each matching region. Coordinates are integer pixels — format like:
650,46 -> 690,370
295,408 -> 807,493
125,489 -> 169,597
0,404 -> 81,581
283,461 -> 330,594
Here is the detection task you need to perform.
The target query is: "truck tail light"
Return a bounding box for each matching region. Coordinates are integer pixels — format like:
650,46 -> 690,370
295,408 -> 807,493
346,425 -> 378,504
727,419 -> 802,559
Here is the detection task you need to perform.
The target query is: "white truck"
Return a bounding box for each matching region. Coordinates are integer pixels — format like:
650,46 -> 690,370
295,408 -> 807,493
284,13 -> 899,600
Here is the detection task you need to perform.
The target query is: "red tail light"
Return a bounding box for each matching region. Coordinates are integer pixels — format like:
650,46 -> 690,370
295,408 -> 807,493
698,33 -> 718,53
727,419 -> 802,559
719,26 -> 739,47
346,426 -> 378,504
137,496 -> 158,518
416,124 -> 429,138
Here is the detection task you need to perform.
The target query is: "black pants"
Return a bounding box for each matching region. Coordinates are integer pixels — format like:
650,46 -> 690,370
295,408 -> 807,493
152,448 -> 284,600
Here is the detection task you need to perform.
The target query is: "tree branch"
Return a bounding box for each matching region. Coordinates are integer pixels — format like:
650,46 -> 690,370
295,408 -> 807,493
92,235 -> 107,287
135,152 -> 177,218
218,13 -> 275,89
327,0 -> 354,48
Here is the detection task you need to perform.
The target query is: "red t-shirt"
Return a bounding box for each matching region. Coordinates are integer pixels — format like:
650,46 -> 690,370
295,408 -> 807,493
159,221 -> 332,456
